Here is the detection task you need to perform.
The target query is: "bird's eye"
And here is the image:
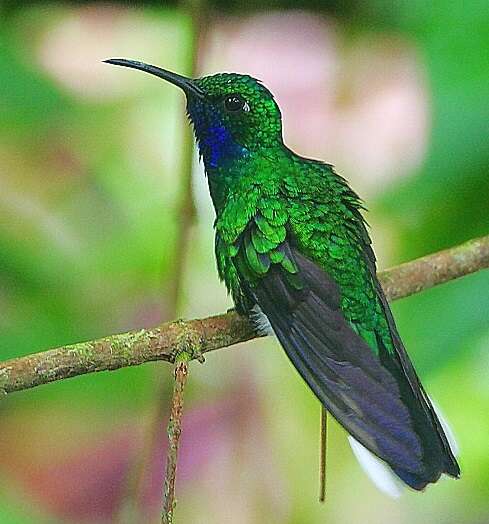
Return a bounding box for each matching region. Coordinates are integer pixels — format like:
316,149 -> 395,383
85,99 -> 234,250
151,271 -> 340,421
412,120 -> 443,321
224,94 -> 248,112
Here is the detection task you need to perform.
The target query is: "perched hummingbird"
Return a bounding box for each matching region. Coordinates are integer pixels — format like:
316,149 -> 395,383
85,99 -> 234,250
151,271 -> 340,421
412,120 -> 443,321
105,58 -> 460,490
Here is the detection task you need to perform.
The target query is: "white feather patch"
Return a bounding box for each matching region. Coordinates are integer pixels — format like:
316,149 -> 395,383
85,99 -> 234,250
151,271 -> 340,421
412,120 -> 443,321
348,436 -> 403,498
250,304 -> 275,337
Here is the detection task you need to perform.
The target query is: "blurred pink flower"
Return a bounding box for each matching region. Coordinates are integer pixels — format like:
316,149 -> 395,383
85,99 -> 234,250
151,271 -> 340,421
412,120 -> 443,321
37,5 -> 187,100
204,11 -> 429,196
0,376 -> 285,523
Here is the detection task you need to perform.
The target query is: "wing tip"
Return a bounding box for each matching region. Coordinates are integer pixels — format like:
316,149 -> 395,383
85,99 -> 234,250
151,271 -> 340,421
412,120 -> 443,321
349,435 -> 460,494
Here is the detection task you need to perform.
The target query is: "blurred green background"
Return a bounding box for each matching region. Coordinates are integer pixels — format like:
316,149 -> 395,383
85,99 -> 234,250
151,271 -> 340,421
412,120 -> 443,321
1,1 -> 488,523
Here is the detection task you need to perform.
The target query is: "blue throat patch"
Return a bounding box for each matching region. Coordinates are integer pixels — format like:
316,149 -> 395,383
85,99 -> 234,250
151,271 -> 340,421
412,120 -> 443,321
199,124 -> 248,169
187,101 -> 248,168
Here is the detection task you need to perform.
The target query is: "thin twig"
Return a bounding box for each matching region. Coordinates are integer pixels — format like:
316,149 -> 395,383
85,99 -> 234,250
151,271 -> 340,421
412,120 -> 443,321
166,0 -> 204,313
162,359 -> 189,524
130,3 -> 208,520
1,234 -> 488,395
319,406 -> 327,503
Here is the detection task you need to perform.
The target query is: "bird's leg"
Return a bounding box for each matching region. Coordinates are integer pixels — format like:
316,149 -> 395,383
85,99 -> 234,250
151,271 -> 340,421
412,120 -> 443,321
319,405 -> 328,503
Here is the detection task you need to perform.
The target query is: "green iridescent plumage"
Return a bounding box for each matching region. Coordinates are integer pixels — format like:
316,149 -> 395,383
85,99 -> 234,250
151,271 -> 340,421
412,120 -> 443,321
212,149 -> 378,327
106,58 -> 460,491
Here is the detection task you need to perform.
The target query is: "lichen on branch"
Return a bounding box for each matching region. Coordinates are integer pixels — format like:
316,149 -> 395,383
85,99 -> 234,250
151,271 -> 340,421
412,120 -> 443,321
1,234 -> 488,396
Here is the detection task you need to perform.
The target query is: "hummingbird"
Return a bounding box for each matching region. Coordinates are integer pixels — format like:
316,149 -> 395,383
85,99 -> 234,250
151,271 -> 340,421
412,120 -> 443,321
105,58 -> 460,491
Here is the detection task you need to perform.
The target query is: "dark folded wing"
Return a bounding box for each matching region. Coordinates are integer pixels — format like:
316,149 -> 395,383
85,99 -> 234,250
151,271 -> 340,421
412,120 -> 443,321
244,241 -> 457,488
356,220 -> 460,486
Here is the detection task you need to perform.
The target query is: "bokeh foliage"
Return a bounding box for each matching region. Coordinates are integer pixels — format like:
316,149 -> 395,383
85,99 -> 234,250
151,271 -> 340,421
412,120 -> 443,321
0,1 -> 488,523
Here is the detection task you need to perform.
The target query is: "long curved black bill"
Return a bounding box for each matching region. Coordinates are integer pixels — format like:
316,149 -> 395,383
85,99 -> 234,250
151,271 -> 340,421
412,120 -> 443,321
104,58 -> 205,99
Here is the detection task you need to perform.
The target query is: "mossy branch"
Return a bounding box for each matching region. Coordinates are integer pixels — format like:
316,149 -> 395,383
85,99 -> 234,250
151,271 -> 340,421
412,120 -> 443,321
1,234 -> 488,395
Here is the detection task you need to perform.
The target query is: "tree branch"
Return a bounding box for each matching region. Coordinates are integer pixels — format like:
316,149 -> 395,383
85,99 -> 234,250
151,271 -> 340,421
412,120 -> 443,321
1,234 -> 488,395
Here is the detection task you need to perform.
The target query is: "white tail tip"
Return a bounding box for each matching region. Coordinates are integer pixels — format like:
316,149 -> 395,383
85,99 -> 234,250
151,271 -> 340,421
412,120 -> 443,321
348,436 -> 404,498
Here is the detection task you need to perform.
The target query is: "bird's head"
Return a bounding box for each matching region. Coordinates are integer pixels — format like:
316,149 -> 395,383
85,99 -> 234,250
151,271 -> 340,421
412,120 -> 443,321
105,59 -> 283,167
